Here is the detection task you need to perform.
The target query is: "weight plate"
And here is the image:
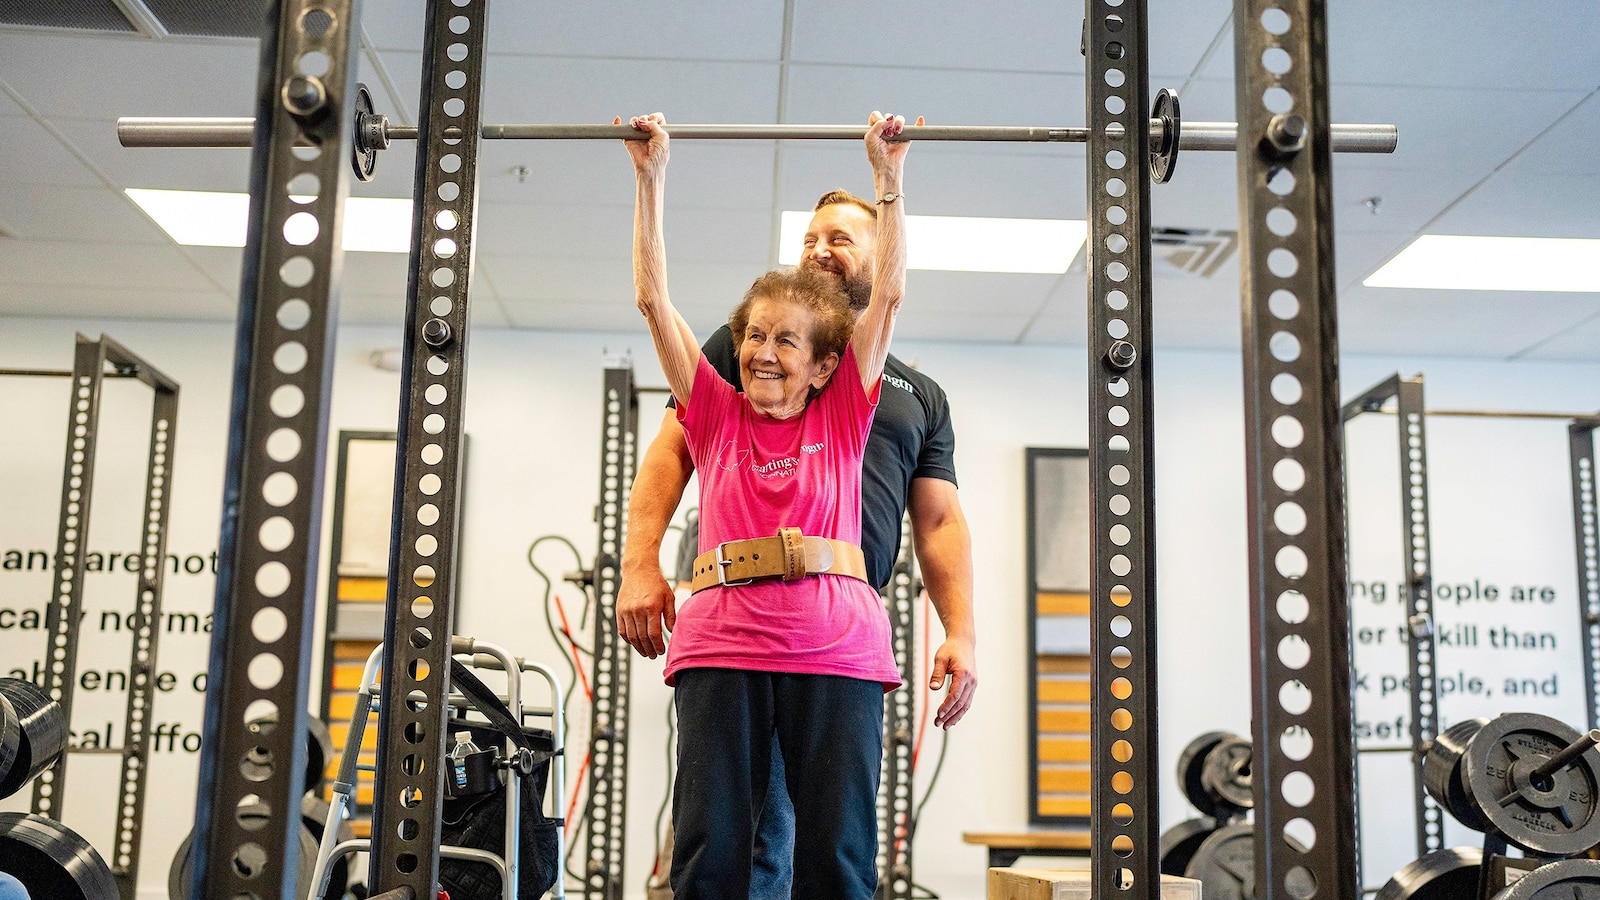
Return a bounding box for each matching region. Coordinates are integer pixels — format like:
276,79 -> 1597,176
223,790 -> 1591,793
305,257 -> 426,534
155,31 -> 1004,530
1177,731 -> 1233,817
351,82 -> 379,182
0,692 -> 19,794
0,678 -> 67,800
1422,717 -> 1491,832
1491,858 -> 1600,899
242,710 -> 336,794
0,812 -> 118,900
1150,87 -> 1181,184
1160,817 -> 1220,876
1185,821 -> 1312,900
167,802 -> 318,900
1201,734 -> 1254,813
1460,712 -> 1600,856
1374,847 -> 1482,900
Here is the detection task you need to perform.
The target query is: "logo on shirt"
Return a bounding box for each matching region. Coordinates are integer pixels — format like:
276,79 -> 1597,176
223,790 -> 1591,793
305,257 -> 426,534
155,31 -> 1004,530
715,440 -> 805,480
881,372 -> 915,395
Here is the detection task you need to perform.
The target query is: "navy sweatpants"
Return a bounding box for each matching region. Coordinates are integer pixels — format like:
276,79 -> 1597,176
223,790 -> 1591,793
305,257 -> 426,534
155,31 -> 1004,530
670,669 -> 884,900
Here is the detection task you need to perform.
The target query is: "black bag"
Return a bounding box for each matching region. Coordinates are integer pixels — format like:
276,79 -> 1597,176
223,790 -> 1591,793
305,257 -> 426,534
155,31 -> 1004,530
438,661 -> 561,900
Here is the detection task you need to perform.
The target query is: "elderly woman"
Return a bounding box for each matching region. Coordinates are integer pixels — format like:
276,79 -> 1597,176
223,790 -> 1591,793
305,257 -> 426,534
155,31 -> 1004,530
621,111 -> 911,899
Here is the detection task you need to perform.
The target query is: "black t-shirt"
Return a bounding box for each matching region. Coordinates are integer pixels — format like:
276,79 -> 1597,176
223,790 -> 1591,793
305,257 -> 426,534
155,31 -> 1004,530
680,325 -> 958,589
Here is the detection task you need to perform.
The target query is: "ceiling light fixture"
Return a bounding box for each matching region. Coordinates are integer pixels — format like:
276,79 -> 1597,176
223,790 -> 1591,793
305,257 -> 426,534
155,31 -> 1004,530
126,188 -> 413,253
779,210 -> 1087,274
1365,235 -> 1600,292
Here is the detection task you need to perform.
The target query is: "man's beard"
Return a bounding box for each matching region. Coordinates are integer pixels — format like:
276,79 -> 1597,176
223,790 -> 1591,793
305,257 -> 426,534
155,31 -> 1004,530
842,271 -> 873,311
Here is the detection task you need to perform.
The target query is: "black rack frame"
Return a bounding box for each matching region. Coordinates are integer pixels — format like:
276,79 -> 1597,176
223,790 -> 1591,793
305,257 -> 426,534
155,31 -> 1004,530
1341,374 -> 1443,862
10,334 -> 179,900
188,1 -> 361,896
1235,1 -> 1361,897
1085,0 -> 1161,893
179,1 -> 1375,896
1572,418 -> 1599,730
877,519 -> 921,900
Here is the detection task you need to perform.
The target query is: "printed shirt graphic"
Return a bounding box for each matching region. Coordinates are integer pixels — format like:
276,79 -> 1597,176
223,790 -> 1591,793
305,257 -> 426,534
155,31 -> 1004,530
666,344 -> 901,690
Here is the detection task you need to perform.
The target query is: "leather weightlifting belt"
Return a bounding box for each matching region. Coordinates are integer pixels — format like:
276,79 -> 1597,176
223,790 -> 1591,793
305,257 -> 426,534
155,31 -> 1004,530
689,526 -> 868,594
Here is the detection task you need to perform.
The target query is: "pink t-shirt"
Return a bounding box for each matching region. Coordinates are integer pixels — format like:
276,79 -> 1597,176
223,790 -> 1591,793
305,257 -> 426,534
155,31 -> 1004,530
664,344 -> 902,690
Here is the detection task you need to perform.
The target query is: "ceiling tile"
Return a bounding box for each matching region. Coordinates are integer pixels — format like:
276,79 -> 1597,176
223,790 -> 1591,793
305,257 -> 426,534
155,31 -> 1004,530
0,113 -> 104,188
1515,308 -> 1600,362
1505,91 -> 1600,177
474,202 -> 772,265
0,184 -> 167,244
360,0 -> 785,59
1430,170 -> 1600,239
784,63 -> 1085,133
0,284 -> 229,319
0,239 -> 216,291
1337,285 -> 1600,359
1197,2 -> 1600,90
0,33 -> 258,119
904,271 -> 1063,317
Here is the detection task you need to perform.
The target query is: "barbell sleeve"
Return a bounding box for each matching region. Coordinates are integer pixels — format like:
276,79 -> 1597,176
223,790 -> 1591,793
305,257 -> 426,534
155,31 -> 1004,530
117,117 -> 1396,153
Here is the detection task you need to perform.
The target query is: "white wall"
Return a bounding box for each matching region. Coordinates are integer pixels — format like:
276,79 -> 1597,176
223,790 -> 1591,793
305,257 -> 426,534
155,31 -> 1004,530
2,314 -> 1597,899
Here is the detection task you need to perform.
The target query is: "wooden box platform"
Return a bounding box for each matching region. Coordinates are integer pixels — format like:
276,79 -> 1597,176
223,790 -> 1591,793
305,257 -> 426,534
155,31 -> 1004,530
988,868 -> 1201,900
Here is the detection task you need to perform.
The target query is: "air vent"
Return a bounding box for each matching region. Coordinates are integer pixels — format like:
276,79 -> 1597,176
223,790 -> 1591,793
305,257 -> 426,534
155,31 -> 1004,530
142,0 -> 259,38
0,0 -> 258,38
1153,227 -> 1238,278
0,0 -> 136,32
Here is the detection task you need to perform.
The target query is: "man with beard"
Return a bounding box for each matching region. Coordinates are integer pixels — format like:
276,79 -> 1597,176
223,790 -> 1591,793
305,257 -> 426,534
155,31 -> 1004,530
619,188 -> 978,897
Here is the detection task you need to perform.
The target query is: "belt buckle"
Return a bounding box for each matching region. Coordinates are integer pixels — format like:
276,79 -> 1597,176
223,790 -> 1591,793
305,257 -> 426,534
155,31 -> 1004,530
716,541 -> 755,587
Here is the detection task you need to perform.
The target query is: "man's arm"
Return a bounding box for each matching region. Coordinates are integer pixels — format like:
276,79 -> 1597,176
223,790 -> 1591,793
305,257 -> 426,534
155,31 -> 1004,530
909,476 -> 977,728
616,409 -> 693,658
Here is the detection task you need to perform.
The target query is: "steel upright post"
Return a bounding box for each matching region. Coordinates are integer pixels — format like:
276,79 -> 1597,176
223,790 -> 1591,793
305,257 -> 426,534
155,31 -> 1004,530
1571,420 -> 1599,729
189,2 -> 362,898
1085,0 -> 1161,894
367,0 -> 490,894
1233,1 -> 1360,897
584,365 -> 639,900
877,524 -> 919,900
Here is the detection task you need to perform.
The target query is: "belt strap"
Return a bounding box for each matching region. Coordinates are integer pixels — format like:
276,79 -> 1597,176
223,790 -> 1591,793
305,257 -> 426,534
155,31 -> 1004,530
689,528 -> 868,594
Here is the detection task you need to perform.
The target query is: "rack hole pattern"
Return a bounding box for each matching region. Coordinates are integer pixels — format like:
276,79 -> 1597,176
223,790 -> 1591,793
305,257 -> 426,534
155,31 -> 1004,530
1403,407 -> 1444,851
1578,449 -> 1598,726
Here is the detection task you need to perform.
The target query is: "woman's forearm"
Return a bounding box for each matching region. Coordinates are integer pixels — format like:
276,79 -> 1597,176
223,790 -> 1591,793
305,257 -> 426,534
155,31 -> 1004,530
632,170 -> 699,404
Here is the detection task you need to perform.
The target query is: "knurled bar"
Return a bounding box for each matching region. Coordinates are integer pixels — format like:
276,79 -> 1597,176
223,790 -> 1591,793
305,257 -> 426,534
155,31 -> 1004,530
1086,1 -> 1160,894
100,337 -> 181,900
1572,422 -> 1599,729
190,1 -> 360,897
1393,377 -> 1442,856
1234,1 -> 1360,898
31,334 -> 108,819
367,0 -> 486,893
584,366 -> 637,900
876,520 -> 918,900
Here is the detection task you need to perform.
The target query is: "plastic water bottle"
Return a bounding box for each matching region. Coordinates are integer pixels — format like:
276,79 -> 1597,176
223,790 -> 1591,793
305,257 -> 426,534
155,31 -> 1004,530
449,730 -> 480,791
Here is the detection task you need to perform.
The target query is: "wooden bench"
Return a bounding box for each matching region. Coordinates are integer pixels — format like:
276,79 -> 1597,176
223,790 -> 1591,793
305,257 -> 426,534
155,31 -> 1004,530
963,829 -> 1093,868
988,867 -> 1200,899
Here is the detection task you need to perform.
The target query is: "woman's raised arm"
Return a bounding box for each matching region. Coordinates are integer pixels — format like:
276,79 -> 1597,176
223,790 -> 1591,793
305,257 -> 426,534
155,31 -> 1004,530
851,111 -> 915,394
622,113 -> 701,407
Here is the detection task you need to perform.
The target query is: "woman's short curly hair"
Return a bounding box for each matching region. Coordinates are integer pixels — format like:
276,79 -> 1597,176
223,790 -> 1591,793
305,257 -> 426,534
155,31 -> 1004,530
729,267 -> 854,363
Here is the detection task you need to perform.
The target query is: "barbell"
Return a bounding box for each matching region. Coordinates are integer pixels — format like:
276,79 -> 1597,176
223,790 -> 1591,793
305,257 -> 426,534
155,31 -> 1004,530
117,83 -> 1397,183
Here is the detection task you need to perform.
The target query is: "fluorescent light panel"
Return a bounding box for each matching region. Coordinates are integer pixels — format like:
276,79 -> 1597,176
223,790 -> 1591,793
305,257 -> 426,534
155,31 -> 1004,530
779,210 -> 1086,274
126,188 -> 413,253
1365,235 -> 1600,293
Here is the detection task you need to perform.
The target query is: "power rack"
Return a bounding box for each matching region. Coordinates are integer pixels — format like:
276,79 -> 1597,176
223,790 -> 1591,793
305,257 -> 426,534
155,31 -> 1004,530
158,1 -> 1384,897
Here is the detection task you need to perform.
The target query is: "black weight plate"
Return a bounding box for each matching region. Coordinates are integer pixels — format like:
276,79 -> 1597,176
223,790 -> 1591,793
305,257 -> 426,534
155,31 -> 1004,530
1491,858 -> 1600,899
1461,712 -> 1600,856
167,803 -> 318,900
1422,717 -> 1491,832
243,710 -> 336,794
302,794 -> 355,899
1160,817 -> 1220,876
1201,735 -> 1254,813
1374,847 -> 1482,900
0,812 -> 118,900
1184,822 -> 1259,900
0,692 -> 19,794
0,678 -> 67,799
1177,731 -> 1233,817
